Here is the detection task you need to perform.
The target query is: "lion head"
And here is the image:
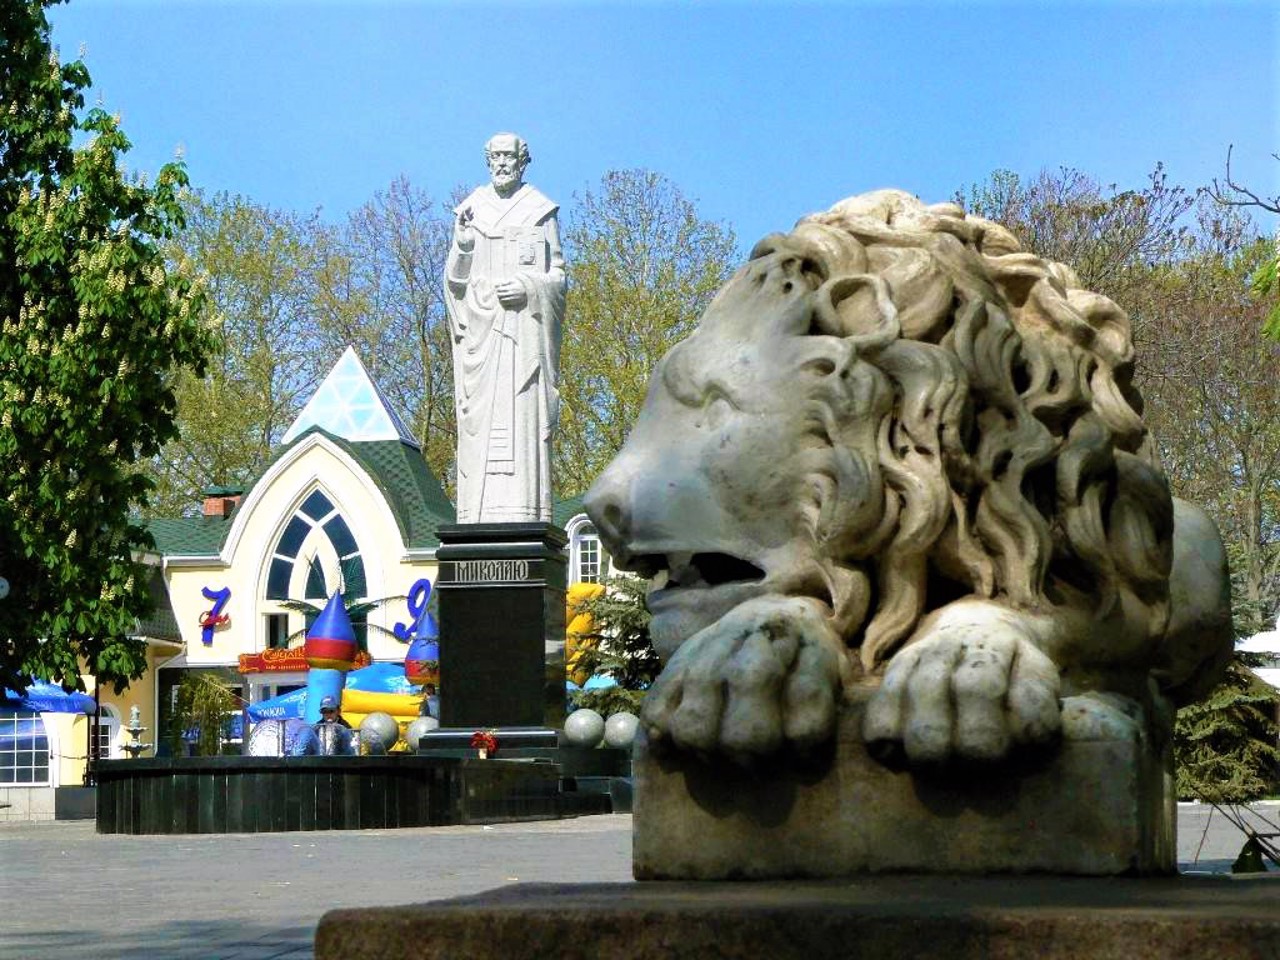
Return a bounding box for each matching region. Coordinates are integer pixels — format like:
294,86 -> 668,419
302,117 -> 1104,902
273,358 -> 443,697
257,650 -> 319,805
586,189 -> 1179,684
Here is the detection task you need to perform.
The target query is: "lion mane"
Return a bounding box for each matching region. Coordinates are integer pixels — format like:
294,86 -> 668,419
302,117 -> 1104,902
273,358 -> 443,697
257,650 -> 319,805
744,190 -> 1173,679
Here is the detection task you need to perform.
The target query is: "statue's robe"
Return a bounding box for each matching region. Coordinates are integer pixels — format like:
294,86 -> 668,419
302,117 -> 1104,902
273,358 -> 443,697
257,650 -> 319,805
444,183 -> 566,523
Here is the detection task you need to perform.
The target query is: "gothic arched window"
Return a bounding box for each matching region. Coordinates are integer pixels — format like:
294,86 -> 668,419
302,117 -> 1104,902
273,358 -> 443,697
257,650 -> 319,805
264,489 -> 366,602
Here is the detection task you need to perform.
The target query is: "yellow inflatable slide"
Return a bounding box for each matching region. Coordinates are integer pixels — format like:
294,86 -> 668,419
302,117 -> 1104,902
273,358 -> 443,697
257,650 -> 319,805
340,688 -> 424,734
566,581 -> 605,687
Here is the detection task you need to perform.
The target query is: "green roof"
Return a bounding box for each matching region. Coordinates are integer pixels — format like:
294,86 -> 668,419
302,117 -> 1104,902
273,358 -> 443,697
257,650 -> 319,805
324,433 -> 456,549
133,567 -> 181,640
147,428 -> 457,557
146,429 -> 595,558
146,516 -> 234,557
553,493 -> 587,528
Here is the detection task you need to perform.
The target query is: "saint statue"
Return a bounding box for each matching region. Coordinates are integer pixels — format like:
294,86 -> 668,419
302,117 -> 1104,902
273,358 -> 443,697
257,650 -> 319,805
445,133 -> 567,524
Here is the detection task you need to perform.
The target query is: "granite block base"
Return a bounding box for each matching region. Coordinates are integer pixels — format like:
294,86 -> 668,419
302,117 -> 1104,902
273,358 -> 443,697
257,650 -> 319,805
315,875 -> 1280,960
634,690 -> 1174,877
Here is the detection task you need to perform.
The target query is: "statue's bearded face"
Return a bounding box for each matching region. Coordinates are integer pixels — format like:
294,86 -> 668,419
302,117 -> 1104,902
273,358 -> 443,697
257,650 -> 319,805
486,145 -> 525,192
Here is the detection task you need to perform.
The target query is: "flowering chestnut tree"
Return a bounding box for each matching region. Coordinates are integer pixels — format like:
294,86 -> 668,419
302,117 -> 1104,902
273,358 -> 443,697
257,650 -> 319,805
0,0 -> 212,692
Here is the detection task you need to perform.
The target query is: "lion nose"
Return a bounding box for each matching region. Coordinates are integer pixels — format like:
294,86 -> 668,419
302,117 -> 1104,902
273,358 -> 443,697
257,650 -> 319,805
584,464 -> 633,568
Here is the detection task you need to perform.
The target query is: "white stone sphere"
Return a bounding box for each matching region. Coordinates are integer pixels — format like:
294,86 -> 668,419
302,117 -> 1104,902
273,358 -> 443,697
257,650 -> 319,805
245,719 -> 285,757
316,721 -> 354,756
406,715 -> 440,752
564,708 -> 605,748
246,718 -> 318,757
359,711 -> 400,751
603,711 -> 639,749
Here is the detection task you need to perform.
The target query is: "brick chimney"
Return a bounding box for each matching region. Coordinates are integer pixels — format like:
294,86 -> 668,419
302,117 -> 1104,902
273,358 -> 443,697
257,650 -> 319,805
201,486 -> 244,519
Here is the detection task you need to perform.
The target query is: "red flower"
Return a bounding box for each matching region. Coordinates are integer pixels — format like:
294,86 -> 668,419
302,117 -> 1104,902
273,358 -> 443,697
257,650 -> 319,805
469,730 -> 498,755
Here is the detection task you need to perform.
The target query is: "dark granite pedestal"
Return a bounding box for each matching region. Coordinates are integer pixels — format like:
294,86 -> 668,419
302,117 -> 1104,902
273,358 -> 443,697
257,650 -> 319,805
424,523 -> 567,757
411,737 -> 631,814
634,689 -> 1175,877
316,875 -> 1280,960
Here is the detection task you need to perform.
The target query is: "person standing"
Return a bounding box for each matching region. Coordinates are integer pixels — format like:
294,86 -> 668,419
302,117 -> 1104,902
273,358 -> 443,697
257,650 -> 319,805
314,695 -> 351,730
422,683 -> 440,720
444,133 -> 566,524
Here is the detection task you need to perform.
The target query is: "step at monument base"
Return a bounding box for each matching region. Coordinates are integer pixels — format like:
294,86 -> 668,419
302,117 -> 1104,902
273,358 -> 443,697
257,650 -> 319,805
315,875 -> 1280,960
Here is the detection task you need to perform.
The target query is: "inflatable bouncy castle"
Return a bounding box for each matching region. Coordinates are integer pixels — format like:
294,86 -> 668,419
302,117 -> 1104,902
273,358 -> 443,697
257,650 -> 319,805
303,592 -> 358,724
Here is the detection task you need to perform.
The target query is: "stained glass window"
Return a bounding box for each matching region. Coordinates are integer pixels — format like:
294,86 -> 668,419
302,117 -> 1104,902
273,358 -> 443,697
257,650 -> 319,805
280,348 -> 419,447
266,491 -> 366,603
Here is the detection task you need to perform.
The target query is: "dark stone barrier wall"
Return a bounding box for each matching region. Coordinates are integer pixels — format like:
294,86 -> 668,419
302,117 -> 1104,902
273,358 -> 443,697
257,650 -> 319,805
93,756 -> 595,834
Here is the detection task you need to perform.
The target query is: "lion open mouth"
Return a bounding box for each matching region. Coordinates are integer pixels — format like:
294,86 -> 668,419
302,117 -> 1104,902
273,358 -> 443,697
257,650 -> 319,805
635,552 -> 770,657
632,552 -> 766,592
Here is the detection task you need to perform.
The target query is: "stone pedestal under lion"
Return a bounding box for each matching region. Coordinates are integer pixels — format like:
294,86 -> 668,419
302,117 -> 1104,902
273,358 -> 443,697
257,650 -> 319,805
584,189 -> 1233,877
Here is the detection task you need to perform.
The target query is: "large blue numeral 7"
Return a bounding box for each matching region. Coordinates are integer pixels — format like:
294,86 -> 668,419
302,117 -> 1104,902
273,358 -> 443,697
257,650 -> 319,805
199,586 -> 231,646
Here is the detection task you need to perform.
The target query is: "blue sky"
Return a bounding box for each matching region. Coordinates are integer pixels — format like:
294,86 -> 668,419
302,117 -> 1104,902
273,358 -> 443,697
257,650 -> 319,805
49,0 -> 1278,248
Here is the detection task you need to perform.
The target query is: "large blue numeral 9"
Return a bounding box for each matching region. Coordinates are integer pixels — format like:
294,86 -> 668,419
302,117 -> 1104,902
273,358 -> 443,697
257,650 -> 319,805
394,578 -> 438,642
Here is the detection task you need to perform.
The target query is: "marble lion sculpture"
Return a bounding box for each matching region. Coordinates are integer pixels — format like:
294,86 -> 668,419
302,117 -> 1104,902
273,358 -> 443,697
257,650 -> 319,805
585,189 -> 1232,768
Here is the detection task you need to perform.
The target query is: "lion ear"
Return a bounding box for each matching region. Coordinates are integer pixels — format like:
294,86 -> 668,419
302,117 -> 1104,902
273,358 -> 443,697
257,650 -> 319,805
748,233 -> 790,262
813,274 -> 901,353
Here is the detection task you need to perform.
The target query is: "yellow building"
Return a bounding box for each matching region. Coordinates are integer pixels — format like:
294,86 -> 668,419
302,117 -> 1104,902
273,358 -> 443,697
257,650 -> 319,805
145,347 -> 455,744
0,348 -> 604,820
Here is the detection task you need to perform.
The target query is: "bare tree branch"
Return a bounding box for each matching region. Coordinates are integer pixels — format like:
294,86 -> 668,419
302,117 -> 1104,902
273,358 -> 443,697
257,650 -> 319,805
1208,145 -> 1280,215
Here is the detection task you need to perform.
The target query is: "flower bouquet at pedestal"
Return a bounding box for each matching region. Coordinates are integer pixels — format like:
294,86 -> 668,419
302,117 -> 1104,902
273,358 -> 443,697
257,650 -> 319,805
470,729 -> 498,759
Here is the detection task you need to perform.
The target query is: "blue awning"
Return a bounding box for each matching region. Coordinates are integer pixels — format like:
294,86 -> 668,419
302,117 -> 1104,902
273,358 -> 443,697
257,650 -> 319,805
1,680 -> 97,715
566,675 -> 619,692
245,686 -> 308,722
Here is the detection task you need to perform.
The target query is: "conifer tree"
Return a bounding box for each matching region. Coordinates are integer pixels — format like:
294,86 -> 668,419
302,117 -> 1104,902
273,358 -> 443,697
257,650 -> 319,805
568,576 -> 662,716
1175,655 -> 1280,802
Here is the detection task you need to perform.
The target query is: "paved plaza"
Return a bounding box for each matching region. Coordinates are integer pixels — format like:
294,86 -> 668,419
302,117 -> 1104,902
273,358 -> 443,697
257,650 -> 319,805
0,814 -> 632,960
0,805 -> 1275,960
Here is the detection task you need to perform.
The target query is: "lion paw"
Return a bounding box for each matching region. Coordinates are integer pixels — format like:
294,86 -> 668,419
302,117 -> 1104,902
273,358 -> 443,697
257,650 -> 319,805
862,616 -> 1061,764
641,596 -> 844,764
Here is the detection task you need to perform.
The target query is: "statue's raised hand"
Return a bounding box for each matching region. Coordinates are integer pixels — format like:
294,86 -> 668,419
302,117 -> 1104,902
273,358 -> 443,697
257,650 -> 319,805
454,207 -> 475,247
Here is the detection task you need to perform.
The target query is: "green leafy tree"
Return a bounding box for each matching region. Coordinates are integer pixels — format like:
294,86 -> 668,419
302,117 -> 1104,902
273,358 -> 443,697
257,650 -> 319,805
1108,190 -> 1280,642
154,179 -> 459,514
150,191 -> 329,516
569,575 -> 661,715
1207,146 -> 1280,339
958,164 -> 1195,316
1174,655 -> 1280,802
1143,202 -> 1280,803
0,1 -> 212,693
309,176 -> 458,490
169,671 -> 239,757
556,170 -> 737,496
1142,205 -> 1280,624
